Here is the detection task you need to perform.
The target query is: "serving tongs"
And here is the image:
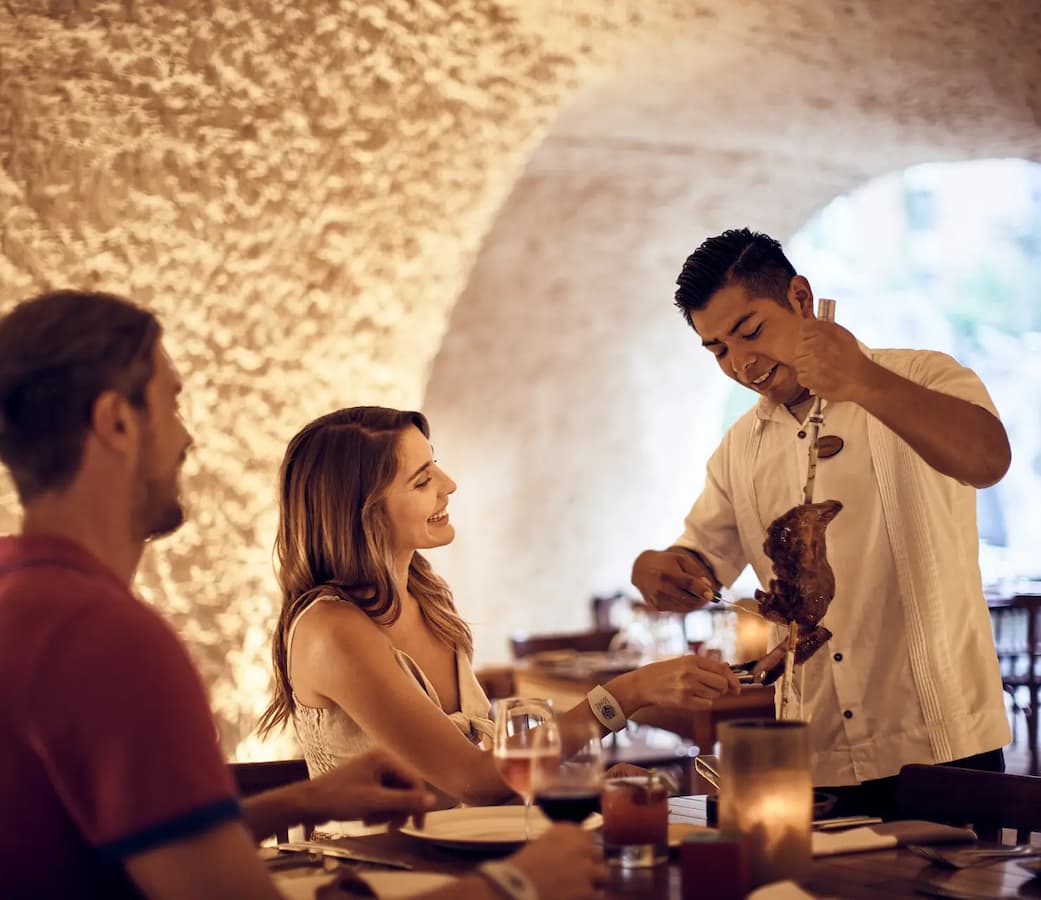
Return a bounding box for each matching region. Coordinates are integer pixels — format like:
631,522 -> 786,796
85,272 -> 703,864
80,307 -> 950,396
729,644 -> 787,686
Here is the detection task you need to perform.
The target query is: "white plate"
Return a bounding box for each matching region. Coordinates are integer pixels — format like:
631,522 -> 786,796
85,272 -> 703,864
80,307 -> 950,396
400,806 -> 601,851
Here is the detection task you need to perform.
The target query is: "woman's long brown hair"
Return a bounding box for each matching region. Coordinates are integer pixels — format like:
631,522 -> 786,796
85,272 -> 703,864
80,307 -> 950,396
257,406 -> 473,738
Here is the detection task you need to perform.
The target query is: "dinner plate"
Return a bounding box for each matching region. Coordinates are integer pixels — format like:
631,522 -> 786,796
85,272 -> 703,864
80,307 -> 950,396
400,806 -> 601,851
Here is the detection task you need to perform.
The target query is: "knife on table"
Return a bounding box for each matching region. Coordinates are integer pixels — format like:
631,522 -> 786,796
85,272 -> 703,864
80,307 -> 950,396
276,841 -> 414,871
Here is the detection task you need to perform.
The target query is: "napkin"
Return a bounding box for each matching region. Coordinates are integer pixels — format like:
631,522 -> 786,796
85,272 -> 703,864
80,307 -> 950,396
274,870 -> 456,899
811,820 -> 976,857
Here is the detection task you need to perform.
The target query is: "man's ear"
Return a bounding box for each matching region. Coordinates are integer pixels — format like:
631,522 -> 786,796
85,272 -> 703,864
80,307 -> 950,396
786,275 -> 814,318
90,391 -> 138,454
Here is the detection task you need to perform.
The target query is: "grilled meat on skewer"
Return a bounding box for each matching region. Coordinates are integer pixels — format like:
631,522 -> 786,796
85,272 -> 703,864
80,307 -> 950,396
754,499 -> 843,628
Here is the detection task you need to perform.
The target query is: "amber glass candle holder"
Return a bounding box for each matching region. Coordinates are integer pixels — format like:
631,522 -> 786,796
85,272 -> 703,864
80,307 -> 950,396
718,719 -> 812,887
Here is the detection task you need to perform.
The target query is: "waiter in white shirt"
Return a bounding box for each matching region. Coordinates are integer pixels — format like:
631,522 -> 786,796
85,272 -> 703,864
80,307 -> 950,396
632,228 -> 1012,818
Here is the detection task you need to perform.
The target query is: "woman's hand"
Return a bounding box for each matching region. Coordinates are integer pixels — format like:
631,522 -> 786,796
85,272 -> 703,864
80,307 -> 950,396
610,654 -> 741,714
303,747 -> 437,828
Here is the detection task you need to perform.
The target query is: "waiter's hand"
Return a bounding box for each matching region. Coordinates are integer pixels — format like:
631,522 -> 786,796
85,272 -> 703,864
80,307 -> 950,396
631,547 -> 717,613
790,301 -> 875,403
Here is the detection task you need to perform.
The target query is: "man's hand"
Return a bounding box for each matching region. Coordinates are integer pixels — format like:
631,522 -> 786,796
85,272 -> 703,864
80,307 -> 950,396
506,824 -> 608,900
791,314 -> 876,403
304,748 -> 437,829
631,548 -> 717,613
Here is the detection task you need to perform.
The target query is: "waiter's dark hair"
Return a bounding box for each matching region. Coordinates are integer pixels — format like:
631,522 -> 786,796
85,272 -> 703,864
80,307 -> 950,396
0,290 -> 160,502
674,228 -> 797,328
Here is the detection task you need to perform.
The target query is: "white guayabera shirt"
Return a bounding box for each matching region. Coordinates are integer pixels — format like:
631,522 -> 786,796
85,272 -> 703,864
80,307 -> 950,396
675,348 -> 1010,786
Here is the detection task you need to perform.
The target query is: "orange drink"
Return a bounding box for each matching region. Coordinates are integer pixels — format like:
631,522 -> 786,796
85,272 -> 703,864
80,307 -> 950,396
601,775 -> 669,867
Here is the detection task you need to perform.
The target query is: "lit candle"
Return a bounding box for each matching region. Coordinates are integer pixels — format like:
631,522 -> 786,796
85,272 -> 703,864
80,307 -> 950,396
718,720 -> 812,886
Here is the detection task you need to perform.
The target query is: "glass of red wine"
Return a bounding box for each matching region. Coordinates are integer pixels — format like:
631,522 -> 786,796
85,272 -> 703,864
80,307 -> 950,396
493,698 -> 561,839
533,720 -> 604,825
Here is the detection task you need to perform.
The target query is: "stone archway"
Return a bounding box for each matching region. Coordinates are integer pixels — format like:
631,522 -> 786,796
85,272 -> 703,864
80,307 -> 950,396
423,2 -> 1041,664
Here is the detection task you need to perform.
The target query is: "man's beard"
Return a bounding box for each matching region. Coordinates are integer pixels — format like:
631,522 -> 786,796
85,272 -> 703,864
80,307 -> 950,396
142,482 -> 185,541
132,450 -> 187,542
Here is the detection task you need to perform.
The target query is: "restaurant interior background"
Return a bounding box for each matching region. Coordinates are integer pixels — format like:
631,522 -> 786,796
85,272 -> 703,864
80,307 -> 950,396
1,1 -> 1039,759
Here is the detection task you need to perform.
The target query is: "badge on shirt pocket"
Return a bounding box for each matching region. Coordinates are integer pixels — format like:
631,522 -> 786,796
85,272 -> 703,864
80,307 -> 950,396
817,435 -> 844,459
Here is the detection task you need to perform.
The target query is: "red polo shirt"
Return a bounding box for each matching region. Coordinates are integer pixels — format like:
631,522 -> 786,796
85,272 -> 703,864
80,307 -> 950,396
0,535 -> 240,898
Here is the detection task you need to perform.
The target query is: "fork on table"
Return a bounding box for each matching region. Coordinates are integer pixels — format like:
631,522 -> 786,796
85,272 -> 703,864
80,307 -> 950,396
907,843 -> 1040,869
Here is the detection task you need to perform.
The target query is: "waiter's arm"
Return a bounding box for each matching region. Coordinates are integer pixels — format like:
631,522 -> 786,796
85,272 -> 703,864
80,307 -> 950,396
793,321 -> 1010,488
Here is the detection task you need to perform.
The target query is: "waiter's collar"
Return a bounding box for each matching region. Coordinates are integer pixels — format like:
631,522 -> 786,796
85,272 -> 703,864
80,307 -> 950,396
756,393 -> 830,423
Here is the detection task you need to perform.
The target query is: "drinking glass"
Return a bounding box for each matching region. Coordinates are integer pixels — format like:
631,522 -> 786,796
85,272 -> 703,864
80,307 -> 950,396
493,697 -> 561,839
532,720 -> 604,824
601,774 -> 670,868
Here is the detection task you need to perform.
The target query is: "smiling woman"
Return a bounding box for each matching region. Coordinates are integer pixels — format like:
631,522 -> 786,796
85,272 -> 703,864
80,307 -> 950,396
257,407 -> 478,764
255,405 -> 741,812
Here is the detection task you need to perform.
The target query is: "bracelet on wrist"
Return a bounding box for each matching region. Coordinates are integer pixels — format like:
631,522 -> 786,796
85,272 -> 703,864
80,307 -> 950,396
477,860 -> 538,900
587,684 -> 627,733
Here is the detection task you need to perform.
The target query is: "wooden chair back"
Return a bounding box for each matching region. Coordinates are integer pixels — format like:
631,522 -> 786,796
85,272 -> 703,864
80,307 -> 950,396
509,628 -> 618,660
229,759 -> 312,843
896,764 -> 1041,844
474,664 -> 516,700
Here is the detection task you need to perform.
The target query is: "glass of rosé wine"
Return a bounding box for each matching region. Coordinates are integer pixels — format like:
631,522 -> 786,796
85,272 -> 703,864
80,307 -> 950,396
493,697 -> 561,839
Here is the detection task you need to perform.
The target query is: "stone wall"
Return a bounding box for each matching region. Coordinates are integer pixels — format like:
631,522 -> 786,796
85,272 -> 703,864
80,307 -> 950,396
1,0 -> 1038,755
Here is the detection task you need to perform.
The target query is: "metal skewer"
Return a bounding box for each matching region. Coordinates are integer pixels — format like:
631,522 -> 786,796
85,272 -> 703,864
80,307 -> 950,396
801,297 -> 836,506
711,591 -> 768,620
780,297 -> 836,722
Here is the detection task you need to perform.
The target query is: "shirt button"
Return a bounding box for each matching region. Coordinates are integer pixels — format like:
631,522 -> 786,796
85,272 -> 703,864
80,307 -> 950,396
797,430 -> 807,439
833,652 -> 843,662
843,710 -> 854,719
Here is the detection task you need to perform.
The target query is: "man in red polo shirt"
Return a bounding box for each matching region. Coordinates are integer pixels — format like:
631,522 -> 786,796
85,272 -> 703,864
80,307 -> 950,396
0,290 -> 604,900
0,290 -> 439,897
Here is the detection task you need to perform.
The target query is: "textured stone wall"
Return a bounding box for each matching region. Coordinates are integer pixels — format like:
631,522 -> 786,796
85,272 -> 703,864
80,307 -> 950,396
0,0 -> 614,756
1,0 -> 1039,756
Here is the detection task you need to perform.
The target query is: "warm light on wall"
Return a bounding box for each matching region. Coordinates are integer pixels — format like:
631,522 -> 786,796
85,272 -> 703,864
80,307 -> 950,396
734,601 -> 772,663
0,1 -> 607,760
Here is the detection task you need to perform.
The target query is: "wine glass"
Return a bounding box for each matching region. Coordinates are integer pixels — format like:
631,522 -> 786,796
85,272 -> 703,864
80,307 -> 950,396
493,697 -> 561,839
533,719 -> 604,825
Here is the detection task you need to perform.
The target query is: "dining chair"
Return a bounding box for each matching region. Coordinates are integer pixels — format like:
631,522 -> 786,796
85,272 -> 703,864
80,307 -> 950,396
474,664 -> 516,700
509,628 -> 619,659
896,763 -> 1041,844
988,594 -> 1041,776
229,758 -> 313,842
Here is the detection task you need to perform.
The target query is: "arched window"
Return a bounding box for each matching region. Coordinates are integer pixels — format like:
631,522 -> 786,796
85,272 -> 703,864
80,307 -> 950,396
785,158 -> 1041,590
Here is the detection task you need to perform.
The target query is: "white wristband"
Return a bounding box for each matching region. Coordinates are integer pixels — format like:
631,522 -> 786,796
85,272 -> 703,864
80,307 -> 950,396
587,684 -> 626,733
477,860 -> 538,900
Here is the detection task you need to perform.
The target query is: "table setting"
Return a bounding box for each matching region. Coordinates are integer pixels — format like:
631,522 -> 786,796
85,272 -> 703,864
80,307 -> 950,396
264,694 -> 1041,899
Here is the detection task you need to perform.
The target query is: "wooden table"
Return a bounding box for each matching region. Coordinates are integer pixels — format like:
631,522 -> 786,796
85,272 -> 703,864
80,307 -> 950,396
279,811 -> 1040,899
670,795 -> 1041,899
513,656 -> 776,753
